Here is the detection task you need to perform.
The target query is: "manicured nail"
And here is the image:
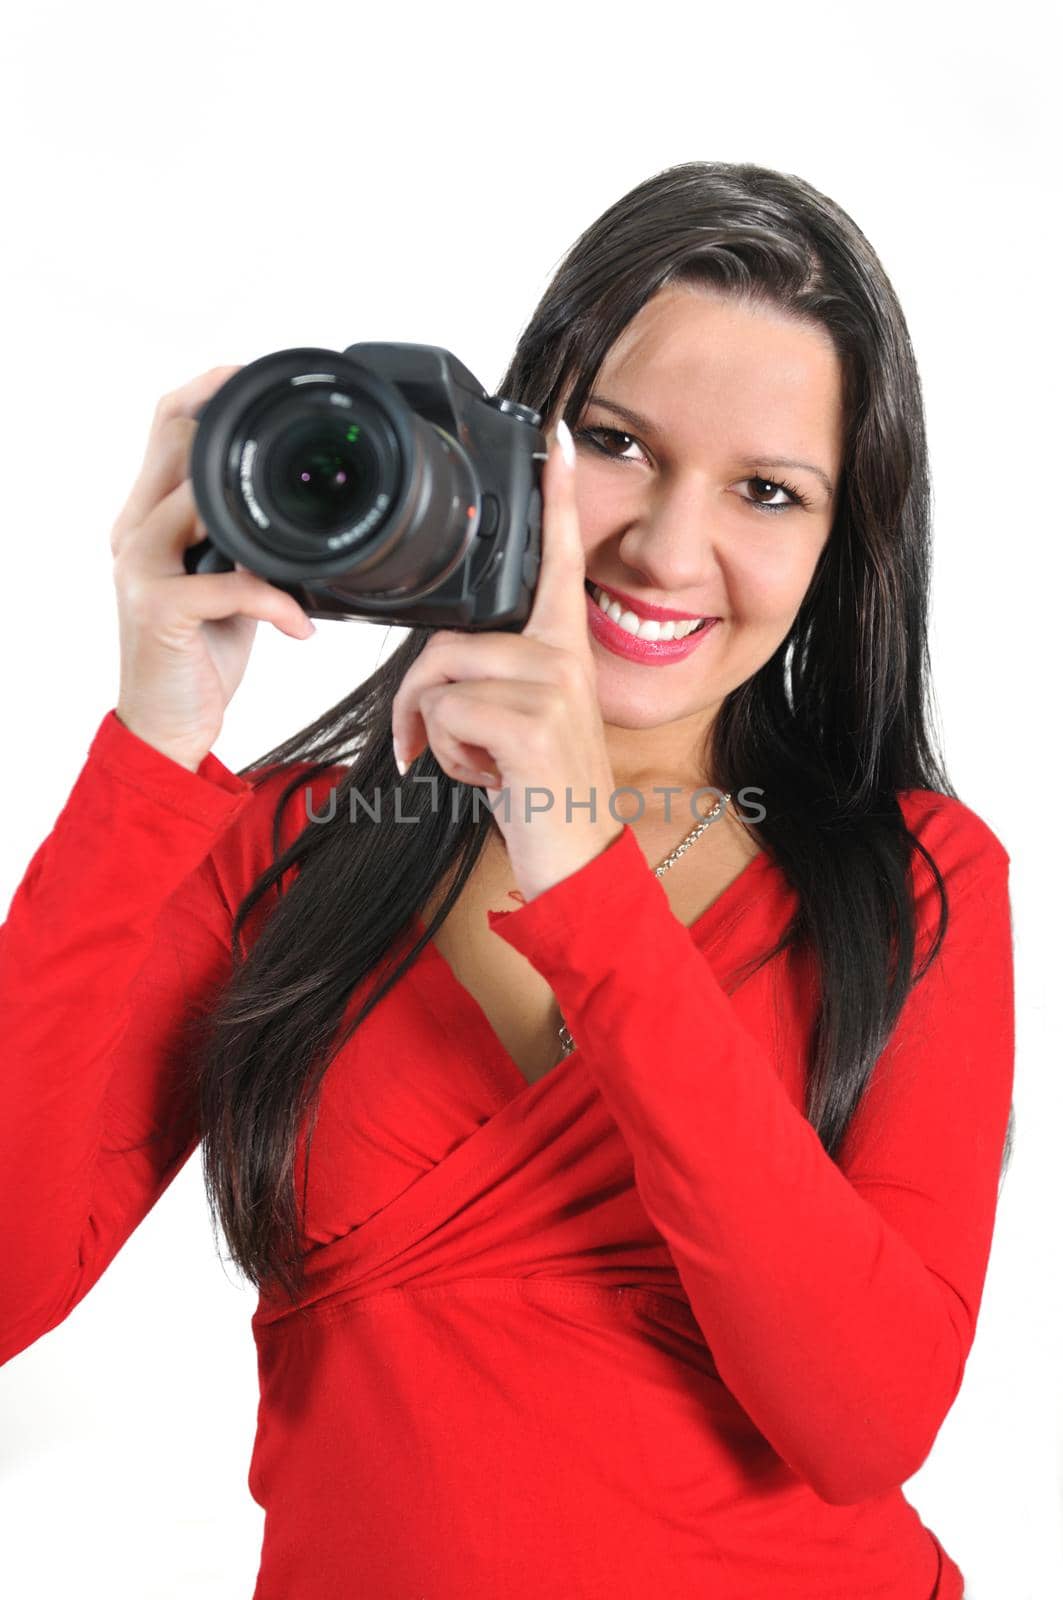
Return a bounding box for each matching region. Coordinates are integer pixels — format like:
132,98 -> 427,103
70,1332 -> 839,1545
393,736 -> 408,776
555,416 -> 575,468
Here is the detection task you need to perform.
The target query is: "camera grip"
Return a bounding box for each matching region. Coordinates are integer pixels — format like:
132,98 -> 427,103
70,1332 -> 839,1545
183,538 -> 234,577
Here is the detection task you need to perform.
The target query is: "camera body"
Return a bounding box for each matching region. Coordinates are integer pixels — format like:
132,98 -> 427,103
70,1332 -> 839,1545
184,343 -> 546,631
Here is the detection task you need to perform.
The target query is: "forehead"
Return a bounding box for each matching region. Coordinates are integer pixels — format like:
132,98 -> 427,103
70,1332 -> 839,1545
594,283 -> 844,464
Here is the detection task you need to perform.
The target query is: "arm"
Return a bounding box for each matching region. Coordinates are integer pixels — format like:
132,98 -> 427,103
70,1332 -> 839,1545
0,709 -> 255,1366
486,805 -> 1014,1506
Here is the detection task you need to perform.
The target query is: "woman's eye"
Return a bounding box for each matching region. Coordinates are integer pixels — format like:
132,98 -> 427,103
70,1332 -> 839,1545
575,426 -> 808,514
736,477 -> 803,512
575,425 -> 644,463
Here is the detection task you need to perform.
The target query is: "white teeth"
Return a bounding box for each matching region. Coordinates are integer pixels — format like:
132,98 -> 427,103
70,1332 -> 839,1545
589,583 -> 706,641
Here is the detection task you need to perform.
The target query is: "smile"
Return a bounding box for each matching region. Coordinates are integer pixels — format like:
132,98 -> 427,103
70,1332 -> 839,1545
586,580 -> 711,641
584,583 -> 720,665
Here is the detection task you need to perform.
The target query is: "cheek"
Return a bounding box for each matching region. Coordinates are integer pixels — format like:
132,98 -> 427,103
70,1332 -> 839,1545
723,541 -> 824,620
574,471 -> 630,538
578,508 -> 613,563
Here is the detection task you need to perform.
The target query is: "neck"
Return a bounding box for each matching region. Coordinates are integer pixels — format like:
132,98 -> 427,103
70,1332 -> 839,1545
601,709 -> 719,805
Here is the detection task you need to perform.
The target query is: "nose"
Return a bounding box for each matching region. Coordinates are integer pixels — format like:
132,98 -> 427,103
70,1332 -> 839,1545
616,477 -> 722,601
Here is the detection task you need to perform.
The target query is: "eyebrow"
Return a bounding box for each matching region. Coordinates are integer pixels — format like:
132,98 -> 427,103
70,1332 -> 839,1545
585,393 -> 835,500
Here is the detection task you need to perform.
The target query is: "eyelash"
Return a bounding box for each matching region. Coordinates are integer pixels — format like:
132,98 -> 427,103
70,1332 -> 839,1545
573,425 -> 813,514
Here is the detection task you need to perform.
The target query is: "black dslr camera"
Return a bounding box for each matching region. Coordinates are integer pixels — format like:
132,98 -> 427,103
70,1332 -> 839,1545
184,344 -> 546,631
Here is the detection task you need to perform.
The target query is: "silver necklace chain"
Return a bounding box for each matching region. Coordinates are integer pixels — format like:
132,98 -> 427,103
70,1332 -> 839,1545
556,791 -> 733,1060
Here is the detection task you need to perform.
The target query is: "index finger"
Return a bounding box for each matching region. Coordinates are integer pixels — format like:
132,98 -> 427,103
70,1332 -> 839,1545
114,365 -> 244,536
521,421 -> 589,654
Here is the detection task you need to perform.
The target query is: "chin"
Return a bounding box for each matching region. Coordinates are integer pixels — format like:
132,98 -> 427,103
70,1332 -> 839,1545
596,684 -> 711,729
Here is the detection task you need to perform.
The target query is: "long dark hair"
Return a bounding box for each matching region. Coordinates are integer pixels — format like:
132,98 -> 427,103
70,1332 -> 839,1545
183,159 -> 1014,1309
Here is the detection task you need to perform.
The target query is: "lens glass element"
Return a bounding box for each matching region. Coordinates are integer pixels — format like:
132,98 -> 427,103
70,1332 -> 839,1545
265,415 -> 377,535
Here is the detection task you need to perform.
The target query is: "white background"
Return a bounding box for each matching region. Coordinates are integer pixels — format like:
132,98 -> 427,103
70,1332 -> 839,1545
0,2 -> 1058,1595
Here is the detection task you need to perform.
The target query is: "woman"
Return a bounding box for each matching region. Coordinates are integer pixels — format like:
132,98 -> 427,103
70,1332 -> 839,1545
0,161 -> 1010,1599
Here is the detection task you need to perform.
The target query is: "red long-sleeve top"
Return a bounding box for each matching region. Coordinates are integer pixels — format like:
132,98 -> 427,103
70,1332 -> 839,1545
0,708 -> 1014,1598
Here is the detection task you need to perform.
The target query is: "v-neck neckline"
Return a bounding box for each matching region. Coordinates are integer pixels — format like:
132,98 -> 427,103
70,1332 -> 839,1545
406,844 -> 779,1102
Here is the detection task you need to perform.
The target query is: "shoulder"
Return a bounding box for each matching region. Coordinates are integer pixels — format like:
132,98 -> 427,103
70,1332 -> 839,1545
249,757 -> 349,836
208,756 -> 349,909
894,787 -> 1010,910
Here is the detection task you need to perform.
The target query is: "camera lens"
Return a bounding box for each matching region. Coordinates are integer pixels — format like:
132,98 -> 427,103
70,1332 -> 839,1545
264,414 -> 377,535
189,347 -> 483,601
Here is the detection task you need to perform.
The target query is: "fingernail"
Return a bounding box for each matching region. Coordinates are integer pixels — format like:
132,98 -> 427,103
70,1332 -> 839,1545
555,416 -> 575,468
393,736 -> 408,776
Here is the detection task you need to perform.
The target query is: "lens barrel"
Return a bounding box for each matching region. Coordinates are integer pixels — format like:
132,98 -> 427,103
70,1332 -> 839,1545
190,348 -> 481,602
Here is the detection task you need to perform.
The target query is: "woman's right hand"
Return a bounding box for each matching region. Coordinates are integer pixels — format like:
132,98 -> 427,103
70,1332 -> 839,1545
111,365 -> 317,773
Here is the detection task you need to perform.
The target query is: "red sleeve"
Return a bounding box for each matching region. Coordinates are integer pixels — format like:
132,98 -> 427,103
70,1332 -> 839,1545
486,801 -> 1014,1507
0,709 -> 257,1367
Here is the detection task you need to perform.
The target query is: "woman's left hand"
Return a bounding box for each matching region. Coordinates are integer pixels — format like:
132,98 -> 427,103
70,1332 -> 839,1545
390,420 -> 623,905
